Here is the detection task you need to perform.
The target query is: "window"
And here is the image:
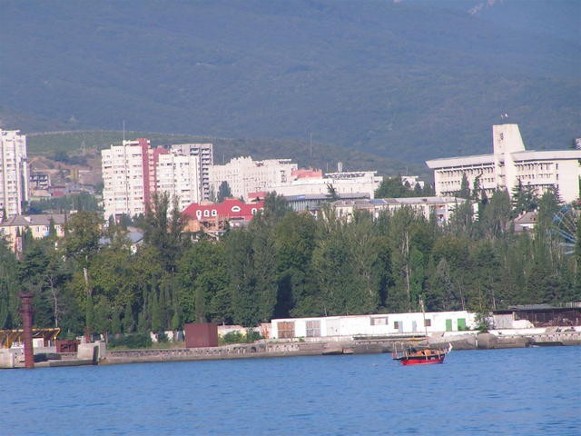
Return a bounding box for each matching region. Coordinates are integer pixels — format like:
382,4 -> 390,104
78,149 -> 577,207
370,316 -> 388,326
394,321 -> 400,330
278,321 -> 295,339
306,320 -> 321,337
203,210 -> 210,217
424,319 -> 432,327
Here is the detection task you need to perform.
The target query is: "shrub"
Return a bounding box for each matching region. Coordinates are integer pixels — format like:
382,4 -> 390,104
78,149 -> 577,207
109,333 -> 152,349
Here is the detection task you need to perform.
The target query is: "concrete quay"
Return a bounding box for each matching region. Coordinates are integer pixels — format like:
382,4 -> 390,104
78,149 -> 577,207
3,328 -> 580,369
101,328 -> 581,366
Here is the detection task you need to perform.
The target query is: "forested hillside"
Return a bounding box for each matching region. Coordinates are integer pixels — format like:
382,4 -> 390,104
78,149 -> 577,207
1,0 -> 578,164
1,190 -> 579,337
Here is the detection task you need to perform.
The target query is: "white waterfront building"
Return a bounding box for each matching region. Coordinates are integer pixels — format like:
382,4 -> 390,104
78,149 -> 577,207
209,156 -> 298,200
0,129 -> 29,219
270,311 -> 476,339
426,124 -> 581,203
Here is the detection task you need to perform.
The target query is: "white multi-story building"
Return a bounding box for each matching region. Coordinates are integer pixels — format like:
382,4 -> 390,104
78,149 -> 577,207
170,143 -> 213,200
155,151 -> 200,213
333,196 -> 465,225
270,170 -> 382,199
209,156 -> 298,200
426,124 -> 581,203
0,129 -> 29,219
102,139 -> 212,220
102,138 -> 153,220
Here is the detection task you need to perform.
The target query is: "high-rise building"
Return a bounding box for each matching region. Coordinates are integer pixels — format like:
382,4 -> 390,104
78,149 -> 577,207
155,150 -> 200,213
101,140 -> 211,220
0,129 -> 28,219
426,124 -> 581,203
170,143 -> 213,201
102,138 -> 153,220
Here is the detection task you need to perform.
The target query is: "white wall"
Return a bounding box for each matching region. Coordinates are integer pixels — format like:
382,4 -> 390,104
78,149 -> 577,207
271,311 -> 476,339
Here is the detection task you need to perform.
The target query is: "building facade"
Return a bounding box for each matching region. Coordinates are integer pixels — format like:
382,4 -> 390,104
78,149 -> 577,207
170,143 -> 213,201
270,170 -> 382,199
182,198 -> 264,235
0,129 -> 29,219
209,156 -> 298,200
102,138 -> 153,220
333,196 -> 465,224
155,151 -> 200,213
271,311 -> 476,339
426,124 -> 581,203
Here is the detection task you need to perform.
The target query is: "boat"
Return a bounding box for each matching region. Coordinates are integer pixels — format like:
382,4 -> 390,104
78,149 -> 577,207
392,343 -> 452,366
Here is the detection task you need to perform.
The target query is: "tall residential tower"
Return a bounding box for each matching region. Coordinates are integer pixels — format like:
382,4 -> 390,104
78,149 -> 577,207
0,129 -> 29,219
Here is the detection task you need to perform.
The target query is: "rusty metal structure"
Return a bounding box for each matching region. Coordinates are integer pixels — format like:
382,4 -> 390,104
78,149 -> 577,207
184,323 -> 218,348
20,293 -> 34,369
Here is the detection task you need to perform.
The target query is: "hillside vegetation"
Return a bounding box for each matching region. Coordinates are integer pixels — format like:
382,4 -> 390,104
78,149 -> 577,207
27,130 -> 425,177
1,0 -> 578,164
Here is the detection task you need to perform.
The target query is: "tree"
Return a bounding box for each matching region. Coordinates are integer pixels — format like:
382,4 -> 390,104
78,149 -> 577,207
511,179 -> 538,216
142,192 -> 185,272
217,181 -> 232,202
458,173 -> 471,199
63,211 -> 102,262
375,176 -> 408,198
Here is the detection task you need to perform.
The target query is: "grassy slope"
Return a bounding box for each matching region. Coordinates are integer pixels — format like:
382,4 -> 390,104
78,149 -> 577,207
27,130 -> 425,178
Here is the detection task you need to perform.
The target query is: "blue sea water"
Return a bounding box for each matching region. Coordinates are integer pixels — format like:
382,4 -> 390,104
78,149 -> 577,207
1,346 -> 580,435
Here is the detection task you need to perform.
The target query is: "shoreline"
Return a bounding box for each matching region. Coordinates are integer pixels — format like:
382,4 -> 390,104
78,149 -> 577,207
3,329 -> 580,369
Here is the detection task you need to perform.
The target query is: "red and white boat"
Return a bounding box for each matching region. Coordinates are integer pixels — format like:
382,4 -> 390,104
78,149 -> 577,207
392,343 -> 452,366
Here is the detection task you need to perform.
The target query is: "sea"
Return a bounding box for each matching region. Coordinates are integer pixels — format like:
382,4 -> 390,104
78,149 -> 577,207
1,346 -> 580,435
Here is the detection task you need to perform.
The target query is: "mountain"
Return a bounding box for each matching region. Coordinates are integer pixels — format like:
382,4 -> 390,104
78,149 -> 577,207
0,0 -> 579,164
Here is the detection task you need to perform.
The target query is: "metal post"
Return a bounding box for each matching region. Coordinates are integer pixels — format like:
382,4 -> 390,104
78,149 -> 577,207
20,293 -> 34,369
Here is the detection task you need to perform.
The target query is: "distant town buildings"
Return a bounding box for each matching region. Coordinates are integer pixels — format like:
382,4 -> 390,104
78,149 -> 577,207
0,129 -> 29,219
426,124 -> 581,203
101,140 -> 212,220
0,213 -> 66,253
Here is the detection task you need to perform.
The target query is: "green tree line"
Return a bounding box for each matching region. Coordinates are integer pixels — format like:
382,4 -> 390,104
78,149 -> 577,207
1,189 -> 579,338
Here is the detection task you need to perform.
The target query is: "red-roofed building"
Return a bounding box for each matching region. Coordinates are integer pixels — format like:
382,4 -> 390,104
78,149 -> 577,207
182,198 -> 264,235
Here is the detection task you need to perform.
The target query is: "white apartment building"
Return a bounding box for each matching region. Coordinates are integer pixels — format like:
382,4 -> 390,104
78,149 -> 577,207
0,129 -> 29,219
333,196 -> 465,224
170,143 -> 213,200
270,170 -> 382,199
102,138 -> 153,220
102,140 -> 213,220
156,151 -> 200,213
209,156 -> 298,200
426,124 -> 581,203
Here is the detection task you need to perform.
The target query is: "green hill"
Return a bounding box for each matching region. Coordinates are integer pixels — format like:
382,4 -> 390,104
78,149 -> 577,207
27,130 -> 424,177
1,0 -> 579,164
